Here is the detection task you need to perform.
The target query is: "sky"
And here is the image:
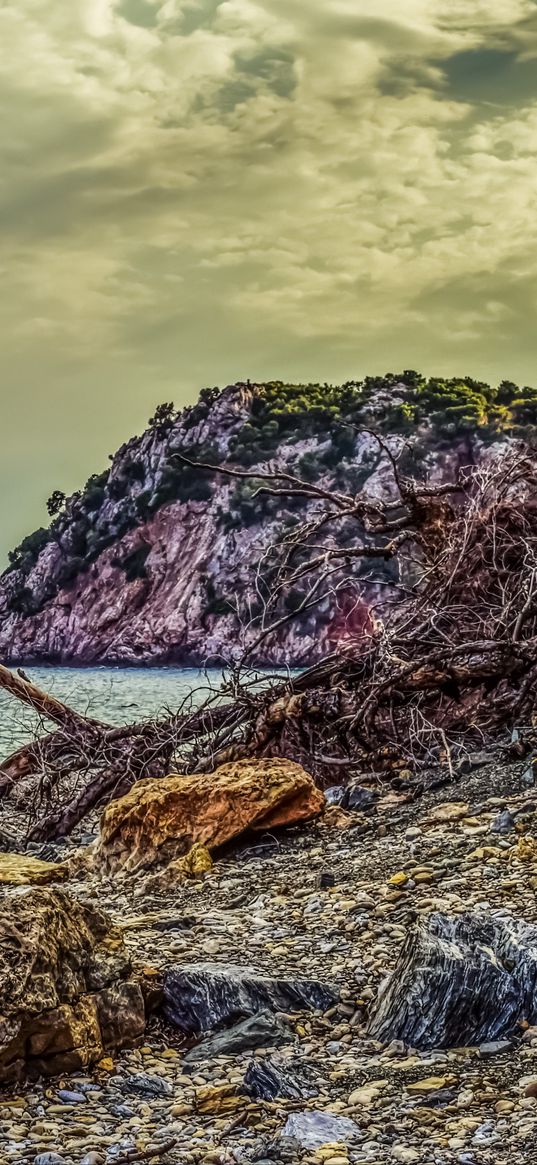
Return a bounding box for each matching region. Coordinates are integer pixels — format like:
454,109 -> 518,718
2,0 -> 537,560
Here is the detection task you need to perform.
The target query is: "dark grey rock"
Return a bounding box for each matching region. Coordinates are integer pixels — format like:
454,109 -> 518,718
478,1039 -> 513,1056
523,758 -> 537,786
457,752 -> 496,774
153,916 -> 196,932
244,1056 -> 318,1100
490,810 -> 515,834
164,961 -> 336,1035
57,1089 -> 86,1103
324,786 -> 345,806
344,783 -> 377,811
184,1009 -> 293,1062
119,1072 -> 173,1097
368,911 -> 537,1049
280,1110 -> 361,1149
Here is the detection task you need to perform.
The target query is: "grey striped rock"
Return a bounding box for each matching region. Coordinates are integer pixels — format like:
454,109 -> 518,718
368,911 -> 537,1049
164,961 -> 336,1035
244,1055 -> 318,1100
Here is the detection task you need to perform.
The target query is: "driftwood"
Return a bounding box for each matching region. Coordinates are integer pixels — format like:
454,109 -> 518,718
114,1139 -> 177,1164
1,441 -> 537,840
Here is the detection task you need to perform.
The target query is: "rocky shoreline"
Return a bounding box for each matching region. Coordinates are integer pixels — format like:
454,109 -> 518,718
1,755 -> 537,1163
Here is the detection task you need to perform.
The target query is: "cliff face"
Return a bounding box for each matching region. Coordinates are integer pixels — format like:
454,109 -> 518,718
0,376 -> 517,666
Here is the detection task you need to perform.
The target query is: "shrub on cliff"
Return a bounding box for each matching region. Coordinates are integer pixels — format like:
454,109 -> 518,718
46,490 -> 66,517
8,528 -> 51,573
113,544 -> 151,582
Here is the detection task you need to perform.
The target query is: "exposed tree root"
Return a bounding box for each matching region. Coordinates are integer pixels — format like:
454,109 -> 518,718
1,440 -> 537,840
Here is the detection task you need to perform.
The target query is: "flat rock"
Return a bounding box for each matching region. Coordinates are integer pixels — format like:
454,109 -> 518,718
184,1009 -> 293,1062
281,1110 -> 361,1149
368,911 -> 537,1049
0,852 -> 67,885
96,757 -> 325,875
163,961 -> 336,1034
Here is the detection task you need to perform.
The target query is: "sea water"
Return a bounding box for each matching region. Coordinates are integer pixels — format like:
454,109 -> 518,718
0,665 -> 294,755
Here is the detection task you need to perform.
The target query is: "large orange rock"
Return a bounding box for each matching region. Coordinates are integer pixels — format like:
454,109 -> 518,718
96,758 -> 325,875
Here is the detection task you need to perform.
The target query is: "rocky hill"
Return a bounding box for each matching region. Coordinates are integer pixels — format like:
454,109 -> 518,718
0,372 -> 535,667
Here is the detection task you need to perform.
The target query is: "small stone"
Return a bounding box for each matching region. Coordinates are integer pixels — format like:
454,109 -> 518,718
119,1072 -> 173,1098
325,788 -> 345,807
185,1009 -> 293,1061
344,785 -> 376,812
495,1100 -> 514,1114
478,1040 -> 512,1056
406,1076 -> 457,1094
490,810 -> 515,834
348,1081 -> 388,1106
387,872 -> 408,887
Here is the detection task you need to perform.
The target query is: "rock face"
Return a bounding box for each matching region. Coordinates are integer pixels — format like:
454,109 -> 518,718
368,912 -> 537,1049
96,758 -> 325,875
0,888 -> 147,1081
0,379 -> 488,668
163,962 -> 337,1035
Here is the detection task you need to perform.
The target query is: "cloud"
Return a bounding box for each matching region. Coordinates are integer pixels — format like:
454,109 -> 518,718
1,0 -> 537,555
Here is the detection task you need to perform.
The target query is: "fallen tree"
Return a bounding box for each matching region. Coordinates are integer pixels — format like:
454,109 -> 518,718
1,439 -> 537,841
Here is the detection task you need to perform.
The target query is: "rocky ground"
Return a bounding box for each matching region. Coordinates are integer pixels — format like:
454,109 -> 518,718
3,756 -> 537,1165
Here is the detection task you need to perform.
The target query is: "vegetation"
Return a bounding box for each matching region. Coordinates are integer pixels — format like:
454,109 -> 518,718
148,402 -> 176,431
5,372 -> 537,620
227,373 -> 537,468
46,490 -> 66,518
112,543 -> 151,583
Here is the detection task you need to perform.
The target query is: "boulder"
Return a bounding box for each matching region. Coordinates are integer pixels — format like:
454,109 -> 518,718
96,758 -> 325,875
368,911 -> 537,1049
0,887 -> 147,1081
163,961 -> 336,1034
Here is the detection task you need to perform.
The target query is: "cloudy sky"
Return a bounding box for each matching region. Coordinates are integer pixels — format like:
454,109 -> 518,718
2,0 -> 537,559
